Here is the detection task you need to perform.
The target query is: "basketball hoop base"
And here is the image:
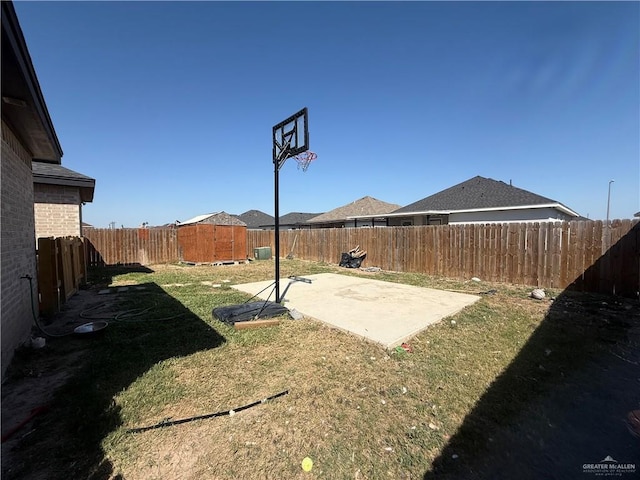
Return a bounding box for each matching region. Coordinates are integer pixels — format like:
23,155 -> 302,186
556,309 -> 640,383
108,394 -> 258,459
213,301 -> 289,324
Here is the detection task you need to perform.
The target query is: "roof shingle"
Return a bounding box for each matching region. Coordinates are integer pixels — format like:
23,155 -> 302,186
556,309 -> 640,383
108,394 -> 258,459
32,161 -> 95,202
235,210 -> 274,229
392,176 -> 562,213
33,161 -> 95,184
308,196 -> 400,223
279,212 -> 323,226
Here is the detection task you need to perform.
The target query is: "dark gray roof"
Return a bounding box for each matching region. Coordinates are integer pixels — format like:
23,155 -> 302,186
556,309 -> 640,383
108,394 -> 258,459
33,161 -> 94,183
392,176 -> 564,214
279,212 -> 324,226
32,161 -> 95,202
236,210 -> 274,229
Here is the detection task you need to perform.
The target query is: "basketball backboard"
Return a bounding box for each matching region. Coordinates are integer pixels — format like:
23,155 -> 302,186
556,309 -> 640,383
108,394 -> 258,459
272,107 -> 309,169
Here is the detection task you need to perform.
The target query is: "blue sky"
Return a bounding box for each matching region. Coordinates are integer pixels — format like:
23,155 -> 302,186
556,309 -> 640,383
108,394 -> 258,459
15,1 -> 639,227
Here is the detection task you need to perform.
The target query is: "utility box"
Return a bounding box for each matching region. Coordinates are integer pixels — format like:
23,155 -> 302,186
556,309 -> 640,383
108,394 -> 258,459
254,246 -> 272,260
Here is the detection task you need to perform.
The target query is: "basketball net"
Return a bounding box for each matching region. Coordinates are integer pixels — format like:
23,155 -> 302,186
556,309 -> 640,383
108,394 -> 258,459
292,151 -> 317,172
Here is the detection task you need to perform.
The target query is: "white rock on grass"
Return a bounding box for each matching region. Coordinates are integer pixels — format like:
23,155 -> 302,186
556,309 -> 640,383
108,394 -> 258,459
289,308 -> 304,320
531,288 -> 546,300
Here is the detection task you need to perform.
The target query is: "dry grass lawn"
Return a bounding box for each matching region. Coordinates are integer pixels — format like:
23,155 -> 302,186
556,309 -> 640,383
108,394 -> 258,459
2,259 -> 637,480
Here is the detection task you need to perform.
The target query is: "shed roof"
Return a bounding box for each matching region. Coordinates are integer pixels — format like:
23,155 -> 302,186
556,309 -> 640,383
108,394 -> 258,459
178,212 -> 246,227
179,213 -> 216,226
308,196 -> 400,223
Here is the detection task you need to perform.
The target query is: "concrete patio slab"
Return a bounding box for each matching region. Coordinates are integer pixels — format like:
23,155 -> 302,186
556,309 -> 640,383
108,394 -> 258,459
232,273 -> 480,349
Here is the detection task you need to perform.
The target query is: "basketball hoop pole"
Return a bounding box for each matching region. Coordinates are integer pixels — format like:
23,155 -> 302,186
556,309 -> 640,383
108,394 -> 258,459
274,152 -> 283,303
272,107 -> 310,304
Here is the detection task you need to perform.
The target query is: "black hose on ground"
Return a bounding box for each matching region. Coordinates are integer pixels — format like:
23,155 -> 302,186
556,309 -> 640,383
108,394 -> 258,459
127,390 -> 289,433
20,275 -> 72,338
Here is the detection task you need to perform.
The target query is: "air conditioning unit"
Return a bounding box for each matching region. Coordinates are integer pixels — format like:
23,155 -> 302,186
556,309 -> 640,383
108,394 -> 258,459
254,246 -> 272,260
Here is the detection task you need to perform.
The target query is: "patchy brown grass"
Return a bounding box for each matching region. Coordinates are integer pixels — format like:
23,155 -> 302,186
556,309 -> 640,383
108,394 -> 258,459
2,260 -> 637,480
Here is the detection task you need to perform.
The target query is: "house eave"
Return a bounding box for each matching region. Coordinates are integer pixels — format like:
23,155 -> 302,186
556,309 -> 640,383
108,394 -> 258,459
34,174 -> 94,189
344,215 -> 392,221
2,2 -> 63,162
34,175 -> 95,202
350,210 -> 449,219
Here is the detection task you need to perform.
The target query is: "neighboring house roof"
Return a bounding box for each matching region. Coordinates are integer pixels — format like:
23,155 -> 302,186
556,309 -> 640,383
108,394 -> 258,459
309,196 -> 401,223
385,176 -> 579,218
2,2 -> 62,162
235,210 -> 274,229
81,222 -> 93,228
32,161 -> 96,202
278,212 -> 323,226
178,212 -> 246,227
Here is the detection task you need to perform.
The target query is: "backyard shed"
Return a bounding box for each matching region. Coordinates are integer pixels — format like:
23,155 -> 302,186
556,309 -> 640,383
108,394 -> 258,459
176,212 -> 247,263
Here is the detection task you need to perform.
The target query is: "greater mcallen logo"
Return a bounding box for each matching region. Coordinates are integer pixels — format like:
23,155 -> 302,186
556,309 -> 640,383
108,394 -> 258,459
583,456 -> 636,476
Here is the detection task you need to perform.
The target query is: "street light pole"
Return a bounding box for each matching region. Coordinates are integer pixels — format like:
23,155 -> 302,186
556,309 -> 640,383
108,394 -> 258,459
606,180 -> 614,224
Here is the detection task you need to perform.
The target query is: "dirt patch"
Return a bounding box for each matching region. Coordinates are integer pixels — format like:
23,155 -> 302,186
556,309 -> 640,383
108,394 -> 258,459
1,288 -> 105,477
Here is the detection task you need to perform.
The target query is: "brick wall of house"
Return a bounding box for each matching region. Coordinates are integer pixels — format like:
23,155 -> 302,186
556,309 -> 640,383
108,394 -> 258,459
1,120 -> 38,378
34,184 -> 81,238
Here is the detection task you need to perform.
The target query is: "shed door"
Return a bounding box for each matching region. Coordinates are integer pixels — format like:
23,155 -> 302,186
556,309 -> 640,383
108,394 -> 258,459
213,226 -> 233,261
212,225 -> 247,261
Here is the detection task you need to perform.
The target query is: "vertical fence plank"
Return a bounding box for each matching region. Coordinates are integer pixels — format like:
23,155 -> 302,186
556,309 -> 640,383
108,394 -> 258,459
581,221 -> 595,291
448,225 -> 462,277
37,238 -> 59,315
549,223 -> 558,287
571,221 -> 586,290
500,223 -> 507,283
487,223 -> 496,282
609,219 -> 627,295
524,223 -> 536,286
616,220 -> 638,297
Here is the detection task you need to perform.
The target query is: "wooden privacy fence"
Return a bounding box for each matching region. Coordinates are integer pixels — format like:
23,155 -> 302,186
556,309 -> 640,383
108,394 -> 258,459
84,228 -> 179,266
247,220 -> 639,296
37,236 -> 86,316
80,221 -> 639,296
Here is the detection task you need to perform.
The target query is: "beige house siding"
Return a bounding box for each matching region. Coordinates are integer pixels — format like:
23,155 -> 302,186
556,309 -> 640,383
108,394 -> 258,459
1,120 -> 38,377
34,184 -> 82,238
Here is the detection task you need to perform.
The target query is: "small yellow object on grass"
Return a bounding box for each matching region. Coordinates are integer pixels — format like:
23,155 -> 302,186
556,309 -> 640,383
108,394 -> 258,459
301,457 -> 313,472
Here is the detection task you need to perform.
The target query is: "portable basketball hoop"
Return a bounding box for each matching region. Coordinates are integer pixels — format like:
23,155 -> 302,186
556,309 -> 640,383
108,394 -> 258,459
213,109 -> 316,320
293,151 -> 317,172
270,107 -> 317,303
